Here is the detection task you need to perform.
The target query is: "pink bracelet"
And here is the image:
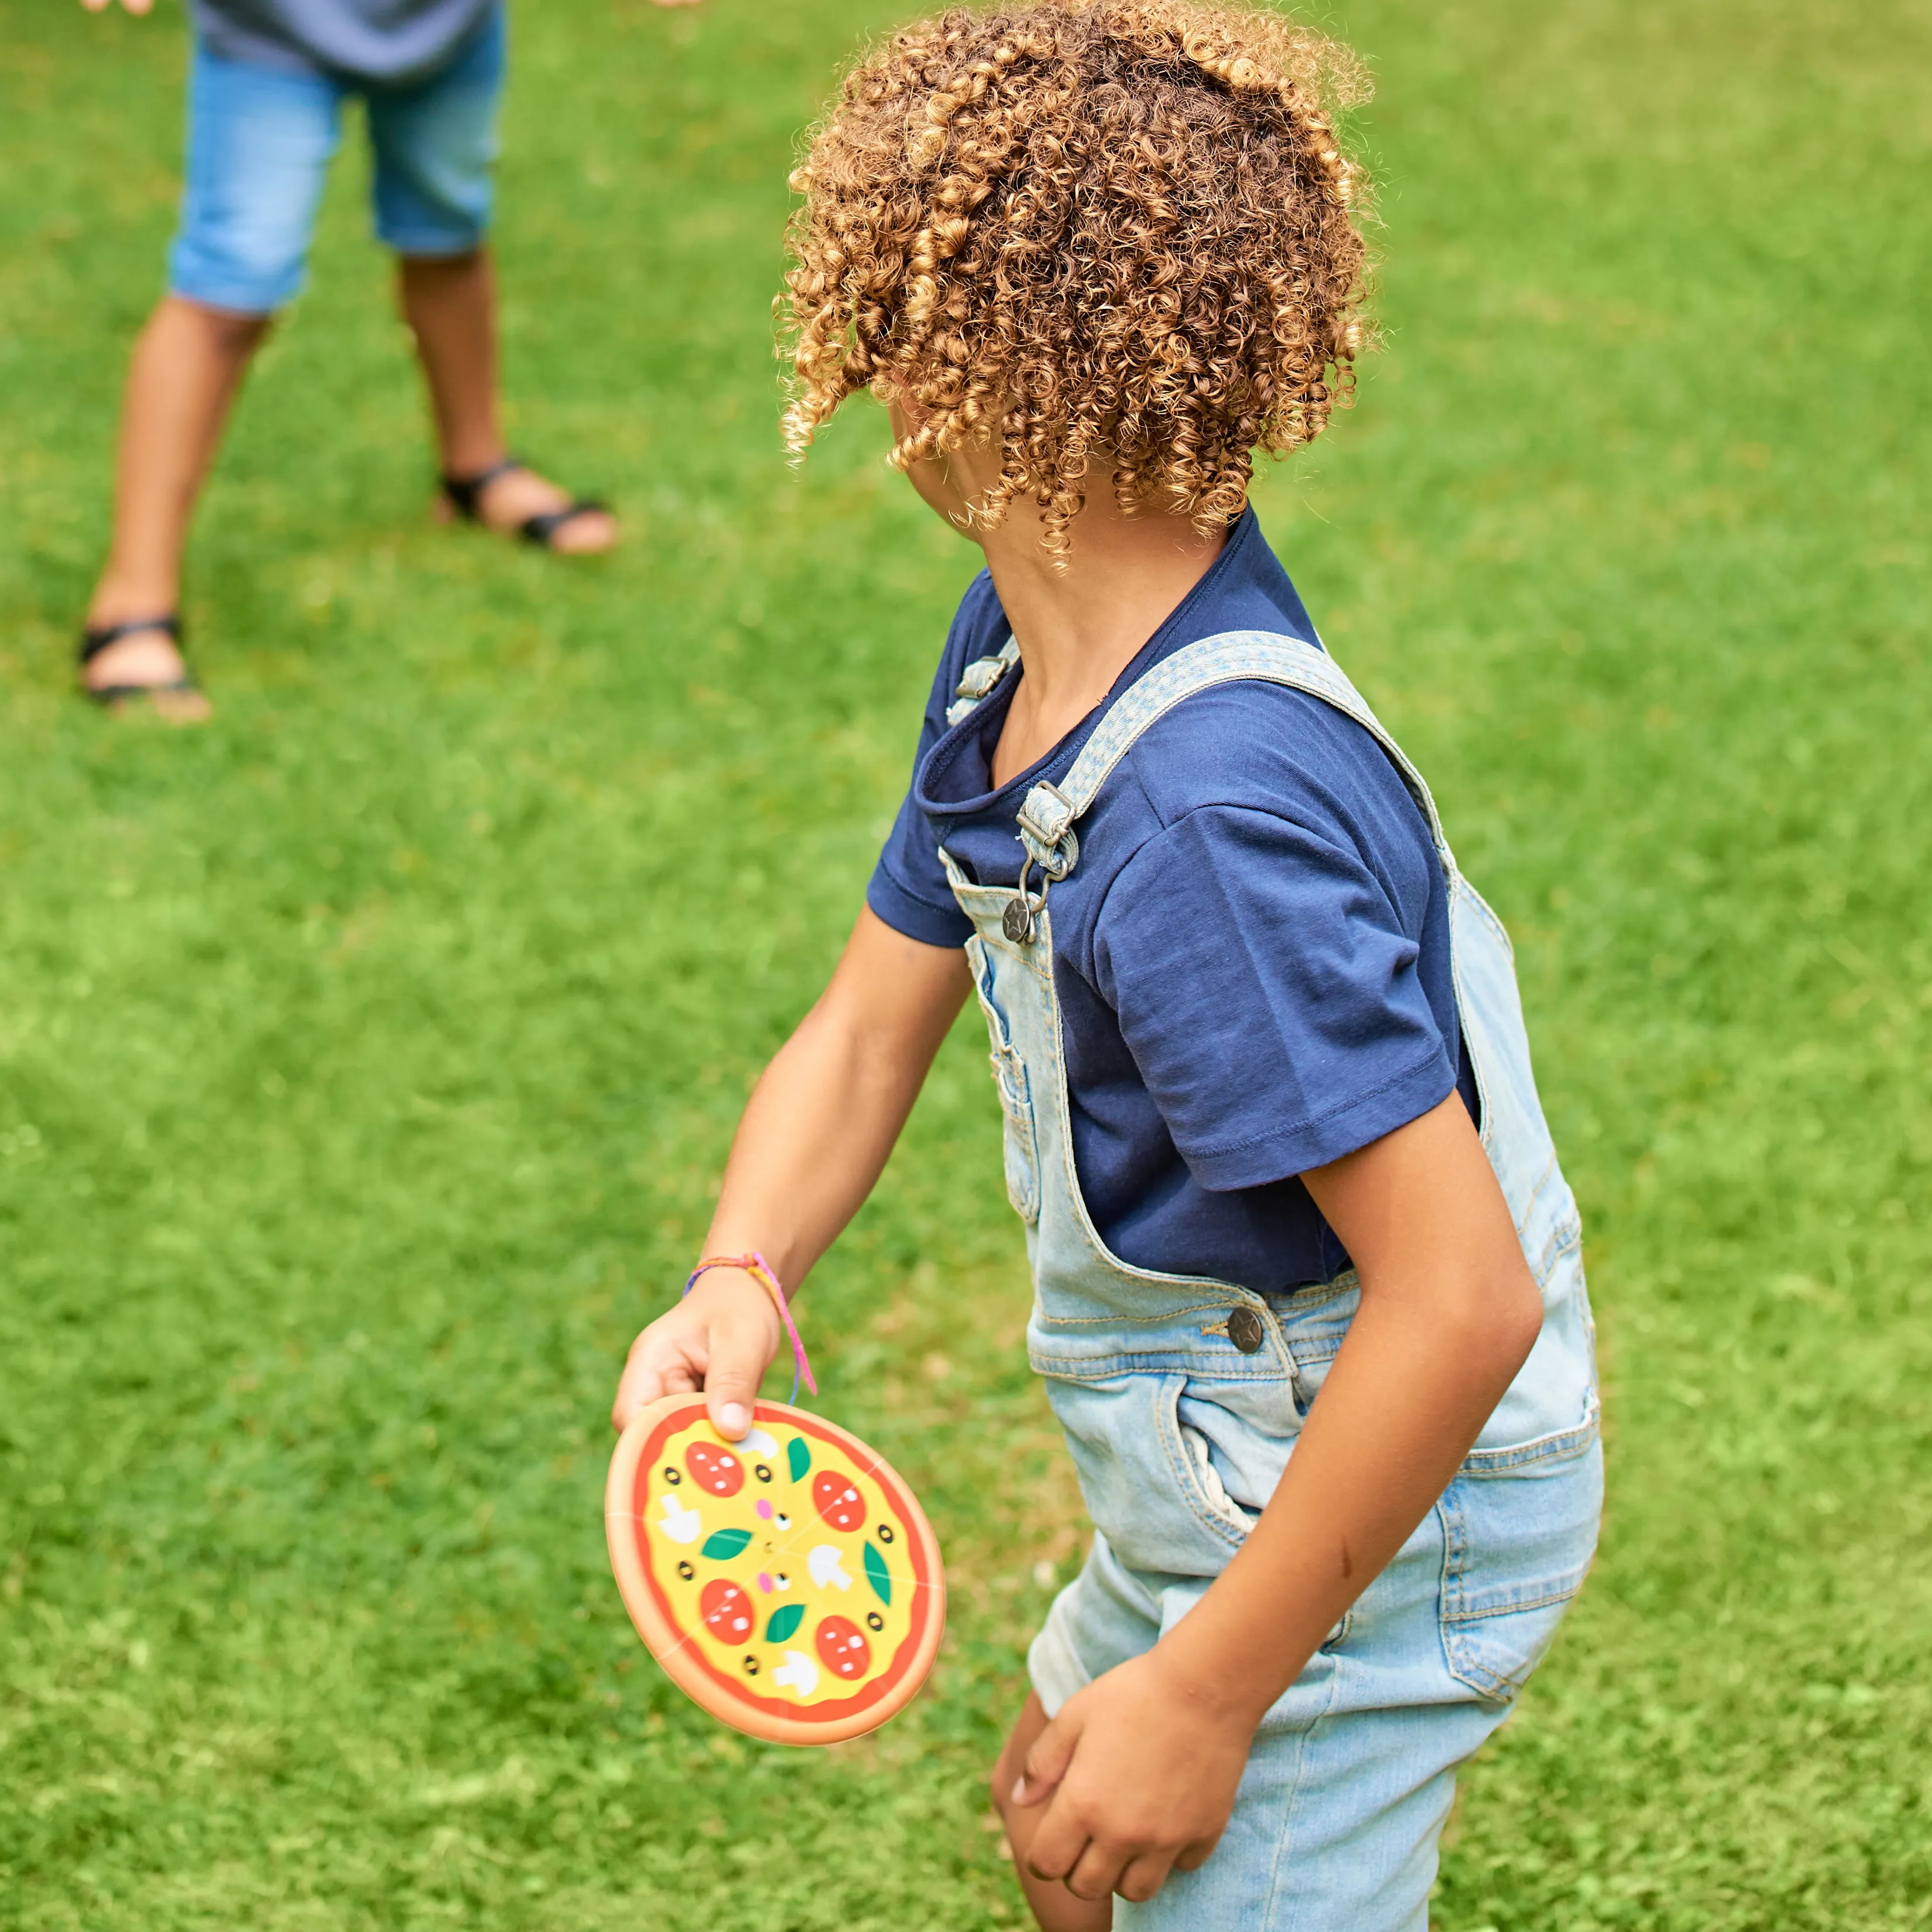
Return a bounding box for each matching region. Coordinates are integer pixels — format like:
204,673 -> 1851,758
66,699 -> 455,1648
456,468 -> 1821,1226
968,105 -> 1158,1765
683,1250 -> 818,1404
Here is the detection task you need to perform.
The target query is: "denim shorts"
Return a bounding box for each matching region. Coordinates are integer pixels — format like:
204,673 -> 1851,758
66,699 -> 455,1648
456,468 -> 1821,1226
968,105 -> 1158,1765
168,6 -> 505,315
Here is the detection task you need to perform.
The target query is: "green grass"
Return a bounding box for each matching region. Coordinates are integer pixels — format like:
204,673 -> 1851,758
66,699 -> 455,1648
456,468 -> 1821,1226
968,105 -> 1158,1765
1,0 -> 1927,1923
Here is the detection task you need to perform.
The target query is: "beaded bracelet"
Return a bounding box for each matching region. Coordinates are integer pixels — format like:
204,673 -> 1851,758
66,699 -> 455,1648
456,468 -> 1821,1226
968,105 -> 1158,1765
682,1250 -> 818,1404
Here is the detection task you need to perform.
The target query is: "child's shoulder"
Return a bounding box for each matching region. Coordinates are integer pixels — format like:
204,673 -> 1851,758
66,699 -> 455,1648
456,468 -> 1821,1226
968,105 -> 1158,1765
1100,516 -> 1427,856
1119,676 -> 1408,835
1071,673 -> 1444,1023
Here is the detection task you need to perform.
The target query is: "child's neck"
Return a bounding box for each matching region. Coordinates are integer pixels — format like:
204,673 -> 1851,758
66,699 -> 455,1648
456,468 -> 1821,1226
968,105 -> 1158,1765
979,493 -> 1227,790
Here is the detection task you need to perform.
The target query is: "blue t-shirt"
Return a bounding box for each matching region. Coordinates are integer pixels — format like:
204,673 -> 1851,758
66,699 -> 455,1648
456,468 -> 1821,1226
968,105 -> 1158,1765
191,0 -> 496,81
868,510 -> 1476,1293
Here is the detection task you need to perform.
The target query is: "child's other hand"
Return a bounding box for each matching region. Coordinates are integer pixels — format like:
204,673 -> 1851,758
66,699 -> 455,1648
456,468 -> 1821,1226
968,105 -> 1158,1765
611,1269 -> 783,1442
1008,1648 -> 1255,1904
80,0 -> 155,15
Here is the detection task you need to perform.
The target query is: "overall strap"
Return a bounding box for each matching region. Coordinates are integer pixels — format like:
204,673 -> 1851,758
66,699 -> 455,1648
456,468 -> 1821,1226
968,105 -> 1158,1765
945,636 -> 1021,727
1014,631 -> 1458,881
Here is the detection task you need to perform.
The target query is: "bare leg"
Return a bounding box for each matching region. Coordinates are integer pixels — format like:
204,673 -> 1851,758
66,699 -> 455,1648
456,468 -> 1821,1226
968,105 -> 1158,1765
84,295 -> 268,713
994,1692 -> 1116,1932
398,248 -> 616,553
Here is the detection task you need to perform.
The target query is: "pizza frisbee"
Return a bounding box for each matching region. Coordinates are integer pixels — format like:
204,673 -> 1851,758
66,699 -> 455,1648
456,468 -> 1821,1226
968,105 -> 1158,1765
606,1396 -> 945,1744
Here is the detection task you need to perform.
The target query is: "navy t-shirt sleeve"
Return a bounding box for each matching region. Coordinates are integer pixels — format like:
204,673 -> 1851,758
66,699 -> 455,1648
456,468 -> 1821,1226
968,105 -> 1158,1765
868,787 -> 973,946
1091,803 -> 1458,1188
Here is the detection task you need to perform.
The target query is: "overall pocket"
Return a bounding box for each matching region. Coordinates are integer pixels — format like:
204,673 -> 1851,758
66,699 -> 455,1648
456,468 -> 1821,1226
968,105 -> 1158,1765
1044,1371 -> 1252,1578
1437,1431 -> 1603,1703
965,935 -> 1041,1224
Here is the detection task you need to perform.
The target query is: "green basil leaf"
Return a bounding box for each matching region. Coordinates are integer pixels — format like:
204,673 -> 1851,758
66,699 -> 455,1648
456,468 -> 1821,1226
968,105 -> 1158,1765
700,1528 -> 752,1560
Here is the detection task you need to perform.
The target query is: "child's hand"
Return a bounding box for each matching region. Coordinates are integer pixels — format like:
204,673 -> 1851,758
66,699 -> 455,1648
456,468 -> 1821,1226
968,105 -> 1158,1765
611,1269 -> 783,1442
1008,1647 -> 1256,1904
80,0 -> 155,14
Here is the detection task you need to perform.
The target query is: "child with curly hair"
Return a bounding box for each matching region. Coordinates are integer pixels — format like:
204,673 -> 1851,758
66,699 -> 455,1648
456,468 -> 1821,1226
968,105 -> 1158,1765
613,3 -> 1602,1924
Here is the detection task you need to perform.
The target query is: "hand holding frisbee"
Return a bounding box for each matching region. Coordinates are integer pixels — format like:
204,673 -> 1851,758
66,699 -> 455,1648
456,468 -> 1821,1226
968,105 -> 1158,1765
606,1256 -> 945,1744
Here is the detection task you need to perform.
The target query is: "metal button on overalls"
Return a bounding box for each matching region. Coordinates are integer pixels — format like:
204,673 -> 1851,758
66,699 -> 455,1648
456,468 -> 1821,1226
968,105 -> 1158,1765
1228,1306 -> 1266,1354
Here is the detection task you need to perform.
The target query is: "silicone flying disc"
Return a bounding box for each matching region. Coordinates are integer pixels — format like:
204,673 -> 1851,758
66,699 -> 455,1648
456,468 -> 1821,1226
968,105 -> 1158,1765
606,1395 -> 946,1744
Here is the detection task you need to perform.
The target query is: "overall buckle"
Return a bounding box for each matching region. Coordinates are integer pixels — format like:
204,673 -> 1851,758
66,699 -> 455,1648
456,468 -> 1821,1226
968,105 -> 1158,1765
1006,783 -> 1079,944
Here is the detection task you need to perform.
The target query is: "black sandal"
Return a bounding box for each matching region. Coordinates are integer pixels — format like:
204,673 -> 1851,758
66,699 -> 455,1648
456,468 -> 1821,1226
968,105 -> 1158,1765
77,614 -> 203,710
439,457 -> 611,550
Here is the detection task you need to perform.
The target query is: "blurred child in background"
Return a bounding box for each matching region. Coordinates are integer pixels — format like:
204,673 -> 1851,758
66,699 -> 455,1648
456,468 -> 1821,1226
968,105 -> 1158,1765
76,0 -> 653,717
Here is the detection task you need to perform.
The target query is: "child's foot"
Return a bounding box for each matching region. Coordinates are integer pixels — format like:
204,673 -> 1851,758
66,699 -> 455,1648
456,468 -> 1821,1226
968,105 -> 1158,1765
78,615 -> 212,723
437,458 -> 619,554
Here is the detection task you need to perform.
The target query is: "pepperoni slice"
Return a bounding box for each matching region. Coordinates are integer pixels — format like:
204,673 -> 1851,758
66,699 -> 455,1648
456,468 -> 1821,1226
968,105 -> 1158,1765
812,1469 -> 866,1533
698,1578 -> 755,1644
686,1442 -> 745,1498
815,1614 -> 871,1681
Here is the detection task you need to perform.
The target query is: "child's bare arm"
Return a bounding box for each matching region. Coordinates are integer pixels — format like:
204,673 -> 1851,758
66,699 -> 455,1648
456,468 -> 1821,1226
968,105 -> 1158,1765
1008,1094 -> 1545,1906
80,0 -> 155,15
611,907 -> 970,1440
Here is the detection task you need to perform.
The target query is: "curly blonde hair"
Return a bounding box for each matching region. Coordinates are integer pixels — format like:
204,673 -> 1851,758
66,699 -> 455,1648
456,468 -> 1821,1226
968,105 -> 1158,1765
780,0 -> 1372,553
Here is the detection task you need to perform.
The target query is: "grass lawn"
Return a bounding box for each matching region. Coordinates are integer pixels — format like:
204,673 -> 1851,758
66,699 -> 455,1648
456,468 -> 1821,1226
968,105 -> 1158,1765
2,0 -> 1928,1923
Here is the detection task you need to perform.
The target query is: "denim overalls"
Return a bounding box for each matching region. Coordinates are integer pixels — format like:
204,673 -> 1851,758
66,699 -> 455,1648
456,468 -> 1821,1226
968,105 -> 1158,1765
941,632 -> 1603,1931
